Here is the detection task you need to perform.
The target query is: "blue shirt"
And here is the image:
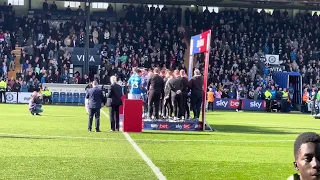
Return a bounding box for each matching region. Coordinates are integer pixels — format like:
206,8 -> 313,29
264,67 -> 269,76
128,74 -> 142,94
141,75 -> 148,94
289,87 -> 294,94
41,77 -> 46,84
21,85 -> 28,92
270,90 -> 276,99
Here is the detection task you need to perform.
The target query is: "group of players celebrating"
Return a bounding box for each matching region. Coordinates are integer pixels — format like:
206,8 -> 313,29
127,67 -> 203,121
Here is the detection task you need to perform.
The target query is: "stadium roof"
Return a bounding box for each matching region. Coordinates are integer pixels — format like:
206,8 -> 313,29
53,0 -> 320,10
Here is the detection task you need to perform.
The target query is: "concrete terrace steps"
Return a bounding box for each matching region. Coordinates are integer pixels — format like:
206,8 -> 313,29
8,46 -> 22,80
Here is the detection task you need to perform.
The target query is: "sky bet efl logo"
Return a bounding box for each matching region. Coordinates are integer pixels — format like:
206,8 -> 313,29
229,100 -> 239,108
159,124 -> 169,130
215,99 -> 239,109
214,99 -> 266,110
249,101 -> 265,109
215,100 -> 228,107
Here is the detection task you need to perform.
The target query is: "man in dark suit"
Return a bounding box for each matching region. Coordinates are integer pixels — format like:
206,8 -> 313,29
107,76 -> 123,131
168,70 -> 183,120
180,70 -> 190,119
162,70 -> 173,119
85,81 -> 105,132
188,69 -> 203,120
147,68 -> 164,119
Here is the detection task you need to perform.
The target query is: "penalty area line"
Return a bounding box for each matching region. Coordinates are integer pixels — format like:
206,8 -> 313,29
100,110 -> 167,180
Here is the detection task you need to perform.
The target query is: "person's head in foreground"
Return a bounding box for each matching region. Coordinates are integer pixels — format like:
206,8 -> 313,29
289,132 -> 320,180
92,81 -> 99,87
110,76 -> 117,85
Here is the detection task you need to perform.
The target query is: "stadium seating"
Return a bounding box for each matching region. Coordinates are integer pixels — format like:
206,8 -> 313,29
59,92 -> 66,103
67,92 -> 73,103
52,92 -> 60,103
80,93 -> 86,104
73,93 -> 80,103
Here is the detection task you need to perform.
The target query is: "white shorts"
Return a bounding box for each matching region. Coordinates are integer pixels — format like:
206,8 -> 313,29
128,94 -> 141,100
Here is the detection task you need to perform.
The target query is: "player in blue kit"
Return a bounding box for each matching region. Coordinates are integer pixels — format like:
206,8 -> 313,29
128,68 -> 142,100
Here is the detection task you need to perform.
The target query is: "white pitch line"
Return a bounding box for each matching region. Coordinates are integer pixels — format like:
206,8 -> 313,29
100,110 -> 167,180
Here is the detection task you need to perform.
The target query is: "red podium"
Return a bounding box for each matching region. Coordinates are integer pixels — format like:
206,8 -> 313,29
123,99 -> 143,132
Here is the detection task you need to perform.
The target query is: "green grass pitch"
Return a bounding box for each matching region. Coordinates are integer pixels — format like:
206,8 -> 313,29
0,104 -> 318,180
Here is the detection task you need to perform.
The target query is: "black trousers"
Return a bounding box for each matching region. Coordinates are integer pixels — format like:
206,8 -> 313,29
0,91 -> 6,103
110,105 -> 120,131
88,108 -> 100,131
281,99 -> 288,113
172,93 -> 183,118
237,99 -> 242,110
162,97 -> 172,118
302,101 -> 308,113
191,91 -> 203,119
159,99 -> 163,116
148,91 -> 161,119
43,96 -> 52,104
180,94 -> 187,118
266,99 -> 271,112
208,102 -> 214,111
185,98 -> 190,119
181,94 -> 190,118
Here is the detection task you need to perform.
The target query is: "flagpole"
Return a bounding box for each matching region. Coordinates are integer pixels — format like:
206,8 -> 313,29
188,39 -> 194,80
202,30 -> 211,131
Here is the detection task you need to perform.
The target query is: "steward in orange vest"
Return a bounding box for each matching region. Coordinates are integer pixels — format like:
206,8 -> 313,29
302,89 -> 309,113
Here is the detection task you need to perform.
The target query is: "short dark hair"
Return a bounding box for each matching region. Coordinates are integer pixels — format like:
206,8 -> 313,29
294,132 -> 320,159
154,68 -> 160,74
135,68 -> 141,74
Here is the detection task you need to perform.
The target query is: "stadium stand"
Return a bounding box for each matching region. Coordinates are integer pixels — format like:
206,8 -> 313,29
0,3 -> 319,105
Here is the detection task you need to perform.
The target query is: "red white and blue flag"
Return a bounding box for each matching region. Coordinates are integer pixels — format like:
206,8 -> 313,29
190,30 -> 211,55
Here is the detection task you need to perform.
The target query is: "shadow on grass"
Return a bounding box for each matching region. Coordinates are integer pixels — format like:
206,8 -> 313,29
40,114 -> 78,118
142,131 -> 213,136
210,124 -> 297,134
0,135 -> 53,140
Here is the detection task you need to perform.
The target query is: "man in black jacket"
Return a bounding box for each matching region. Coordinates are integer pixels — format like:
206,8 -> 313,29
179,70 -> 189,119
162,70 -> 173,119
85,81 -> 105,132
188,69 -> 203,120
168,70 -> 183,120
147,68 -> 164,119
107,76 -> 123,132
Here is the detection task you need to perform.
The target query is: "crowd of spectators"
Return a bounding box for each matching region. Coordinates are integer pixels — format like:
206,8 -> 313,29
1,3 -> 320,98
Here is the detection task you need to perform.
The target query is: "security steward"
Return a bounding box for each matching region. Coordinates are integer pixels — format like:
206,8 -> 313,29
302,88 -> 309,113
42,87 -> 52,104
0,78 -> 7,103
264,88 -> 272,112
281,88 -> 289,113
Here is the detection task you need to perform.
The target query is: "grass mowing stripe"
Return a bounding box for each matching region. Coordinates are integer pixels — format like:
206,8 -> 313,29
101,110 -> 167,180
0,132 -> 295,143
0,132 -> 125,141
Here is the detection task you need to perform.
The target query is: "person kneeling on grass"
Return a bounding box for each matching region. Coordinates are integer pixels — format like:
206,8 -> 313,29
287,132 -> 320,180
29,91 -> 43,116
